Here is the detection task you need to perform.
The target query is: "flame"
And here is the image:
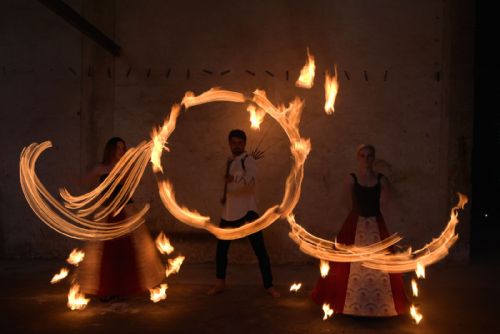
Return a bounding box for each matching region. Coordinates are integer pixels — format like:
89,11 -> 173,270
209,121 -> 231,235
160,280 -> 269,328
159,178 -> 281,240
22,84 -> 313,244
151,105 -> 181,174
155,89 -> 309,240
149,283 -> 168,303
247,105 -> 266,130
165,255 -> 185,277
295,48 -> 316,89
152,88 -> 244,175
22,73 -> 468,306
410,305 -> 423,324
289,282 -> 302,292
320,260 -> 330,278
324,65 -> 339,114
61,141 -> 151,221
287,214 -> 402,263
322,303 -> 334,320
416,263 -> 425,279
155,231 -> 174,255
158,180 -> 211,228
288,194 -> 468,272
181,88 -> 245,109
411,279 -> 419,297
19,141 -> 151,241
50,268 -> 69,284
66,249 -> 85,266
359,193 -> 468,273
67,284 -> 90,310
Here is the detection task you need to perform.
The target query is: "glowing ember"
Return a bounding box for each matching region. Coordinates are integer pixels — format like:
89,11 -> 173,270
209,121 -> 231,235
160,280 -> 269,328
247,105 -> 266,130
66,249 -> 85,266
67,284 -> 90,311
50,268 -> 69,284
320,260 -> 330,278
324,65 -> 339,114
295,48 -> 316,89
149,283 -> 168,303
165,255 -> 185,277
416,263 -> 426,279
410,305 -> 423,324
155,231 -> 174,255
322,303 -> 334,320
289,283 -> 302,292
411,279 -> 419,297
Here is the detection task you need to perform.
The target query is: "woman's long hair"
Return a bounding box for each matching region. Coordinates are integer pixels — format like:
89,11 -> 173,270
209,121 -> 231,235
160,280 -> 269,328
101,137 -> 125,165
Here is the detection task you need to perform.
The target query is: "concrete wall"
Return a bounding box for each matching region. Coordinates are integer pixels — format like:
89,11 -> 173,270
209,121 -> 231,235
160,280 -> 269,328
0,0 -> 474,263
0,0 -> 83,257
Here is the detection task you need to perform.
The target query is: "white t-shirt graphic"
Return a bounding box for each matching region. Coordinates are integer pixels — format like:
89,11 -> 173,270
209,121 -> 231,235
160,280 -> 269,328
221,153 -> 259,221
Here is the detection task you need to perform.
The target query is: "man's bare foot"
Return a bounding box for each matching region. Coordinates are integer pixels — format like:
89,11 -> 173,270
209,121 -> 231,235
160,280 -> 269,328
266,287 -> 280,298
207,280 -> 226,295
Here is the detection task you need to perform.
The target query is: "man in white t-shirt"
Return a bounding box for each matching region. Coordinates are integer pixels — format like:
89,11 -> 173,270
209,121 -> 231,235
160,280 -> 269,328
207,129 -> 280,297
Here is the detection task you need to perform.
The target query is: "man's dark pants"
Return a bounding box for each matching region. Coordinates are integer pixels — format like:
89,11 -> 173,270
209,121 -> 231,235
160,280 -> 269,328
215,211 -> 273,289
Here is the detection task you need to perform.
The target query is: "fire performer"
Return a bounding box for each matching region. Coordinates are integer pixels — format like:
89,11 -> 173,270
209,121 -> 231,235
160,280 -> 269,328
207,129 -> 280,297
78,137 -> 164,301
311,144 -> 408,316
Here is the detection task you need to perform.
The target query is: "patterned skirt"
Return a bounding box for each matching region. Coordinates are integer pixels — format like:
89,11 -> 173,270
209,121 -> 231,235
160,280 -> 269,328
311,212 -> 408,316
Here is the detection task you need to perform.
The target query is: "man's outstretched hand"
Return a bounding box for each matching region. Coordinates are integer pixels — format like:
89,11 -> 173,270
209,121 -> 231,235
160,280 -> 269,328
251,148 -> 265,160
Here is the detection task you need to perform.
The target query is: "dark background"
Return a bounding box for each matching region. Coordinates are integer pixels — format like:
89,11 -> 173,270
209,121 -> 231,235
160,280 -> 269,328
471,1 -> 499,260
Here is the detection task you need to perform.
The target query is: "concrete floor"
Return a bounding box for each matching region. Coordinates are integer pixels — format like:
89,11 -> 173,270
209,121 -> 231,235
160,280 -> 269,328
0,259 -> 498,334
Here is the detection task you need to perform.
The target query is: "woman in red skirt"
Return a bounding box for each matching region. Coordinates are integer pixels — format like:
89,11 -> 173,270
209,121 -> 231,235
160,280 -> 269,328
78,137 -> 164,300
311,144 -> 408,316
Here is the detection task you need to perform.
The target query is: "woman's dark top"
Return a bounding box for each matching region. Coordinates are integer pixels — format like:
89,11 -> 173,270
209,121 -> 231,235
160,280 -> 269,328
350,173 -> 383,217
99,173 -> 133,206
